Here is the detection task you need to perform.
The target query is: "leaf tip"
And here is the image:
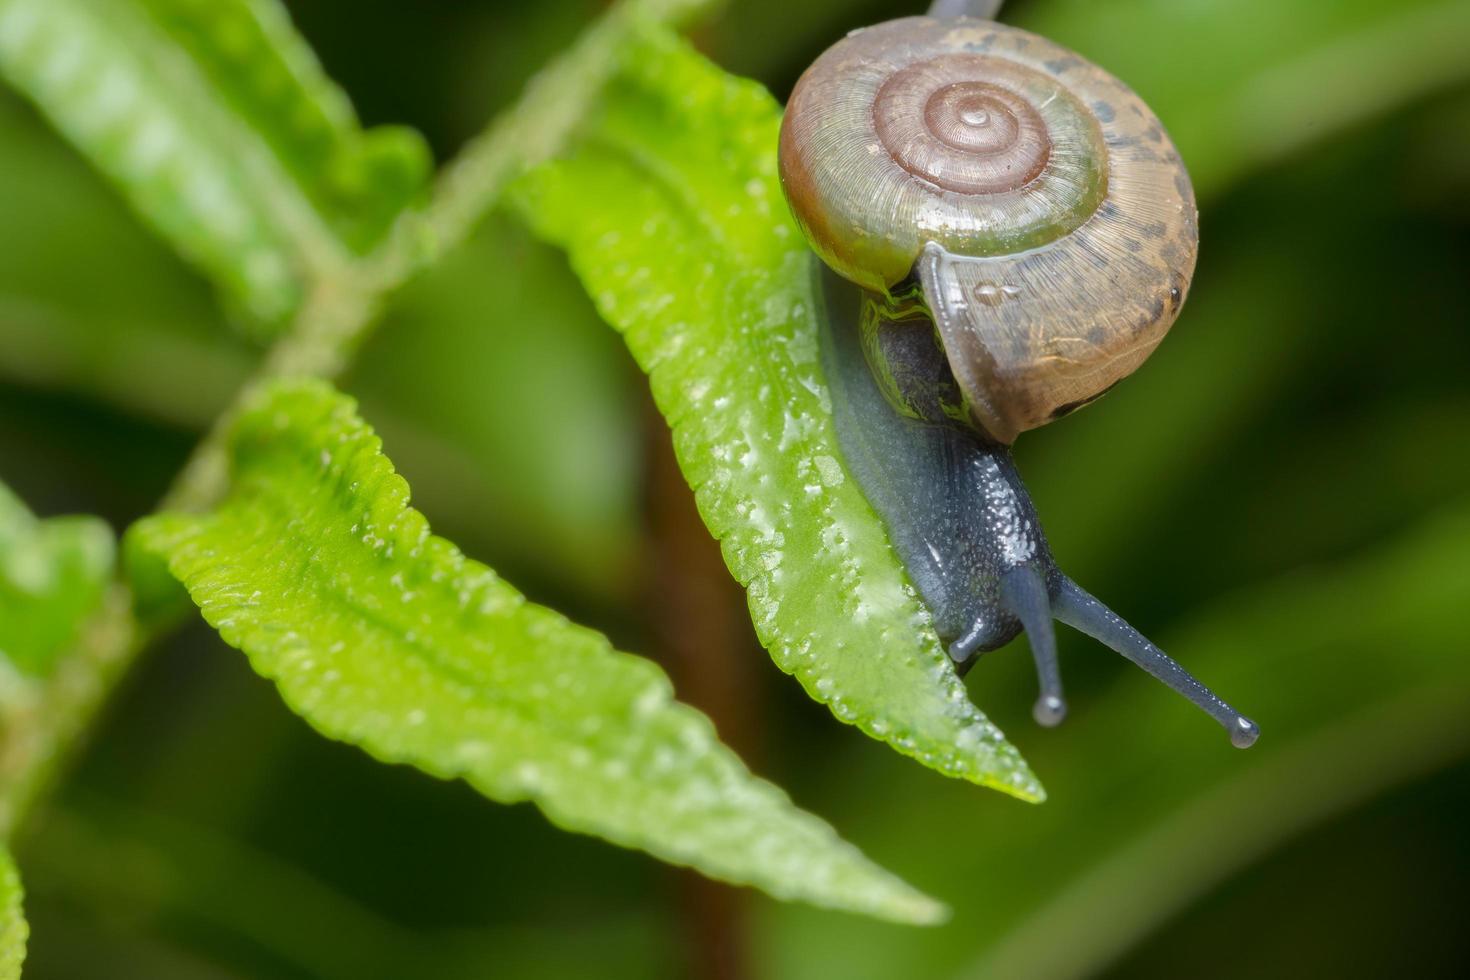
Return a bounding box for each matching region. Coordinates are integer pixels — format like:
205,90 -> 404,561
892,892 -> 951,928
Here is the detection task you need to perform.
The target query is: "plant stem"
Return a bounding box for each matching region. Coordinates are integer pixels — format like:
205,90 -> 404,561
376,0 -> 722,291
0,0 -> 722,843
0,585 -> 137,841
643,400 -> 760,980
160,276 -> 382,514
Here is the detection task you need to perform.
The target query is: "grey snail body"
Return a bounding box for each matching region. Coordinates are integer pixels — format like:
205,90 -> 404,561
785,5 -> 1258,746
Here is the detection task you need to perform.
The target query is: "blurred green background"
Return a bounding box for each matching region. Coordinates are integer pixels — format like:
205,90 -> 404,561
3,0 -> 1469,977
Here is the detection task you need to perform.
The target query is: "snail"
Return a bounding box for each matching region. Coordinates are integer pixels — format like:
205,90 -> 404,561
779,0 -> 1258,746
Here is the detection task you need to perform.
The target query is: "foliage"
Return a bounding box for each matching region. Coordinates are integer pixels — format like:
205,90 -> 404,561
0,0 -> 1467,976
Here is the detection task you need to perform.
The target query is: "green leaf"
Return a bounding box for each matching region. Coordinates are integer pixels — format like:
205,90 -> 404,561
0,0 -> 431,327
511,27 -> 1040,799
0,850 -> 23,980
129,379 -> 946,924
0,482 -> 114,678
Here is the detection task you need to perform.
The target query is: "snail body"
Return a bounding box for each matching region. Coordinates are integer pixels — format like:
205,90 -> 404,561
784,6 -> 1257,746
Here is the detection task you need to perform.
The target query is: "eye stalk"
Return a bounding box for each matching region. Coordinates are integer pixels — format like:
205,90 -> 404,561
928,0 -> 1007,18
790,4 -> 1256,747
1051,580 -> 1261,748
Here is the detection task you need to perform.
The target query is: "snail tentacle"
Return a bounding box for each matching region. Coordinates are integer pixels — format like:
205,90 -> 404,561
998,564 -> 1067,726
928,0 -> 1005,20
1052,578 -> 1261,748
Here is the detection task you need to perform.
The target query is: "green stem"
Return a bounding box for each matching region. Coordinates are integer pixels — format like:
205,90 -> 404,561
375,0 -> 721,287
0,0 -> 721,843
0,586 -> 138,841
160,275 -> 381,514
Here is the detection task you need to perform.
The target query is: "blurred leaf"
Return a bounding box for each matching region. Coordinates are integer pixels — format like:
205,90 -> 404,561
758,501 -> 1470,979
0,849 -> 23,980
0,482 -> 114,678
0,482 -> 131,841
0,0 -> 432,328
130,379 -> 946,924
0,89 -> 248,427
513,24 -> 1040,800
1015,0 -> 1470,198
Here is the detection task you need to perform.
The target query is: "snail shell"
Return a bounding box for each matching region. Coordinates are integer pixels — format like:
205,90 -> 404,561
779,17 -> 1199,444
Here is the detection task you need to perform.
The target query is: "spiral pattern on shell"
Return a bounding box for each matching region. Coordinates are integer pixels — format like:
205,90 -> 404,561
779,16 -> 1200,443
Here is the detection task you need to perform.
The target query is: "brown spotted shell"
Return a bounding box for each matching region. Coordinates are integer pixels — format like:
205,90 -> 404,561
778,16 -> 1198,444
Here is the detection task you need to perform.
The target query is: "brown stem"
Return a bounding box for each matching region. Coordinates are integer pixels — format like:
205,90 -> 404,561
641,398 -> 758,980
